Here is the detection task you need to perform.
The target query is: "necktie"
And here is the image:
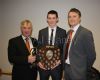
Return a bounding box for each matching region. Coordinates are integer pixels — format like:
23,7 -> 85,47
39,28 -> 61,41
50,29 -> 54,45
65,30 -> 74,59
25,38 -> 30,52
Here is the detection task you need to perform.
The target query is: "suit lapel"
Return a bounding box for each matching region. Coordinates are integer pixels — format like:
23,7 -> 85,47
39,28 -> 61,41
30,37 -> 35,47
45,27 -> 49,45
54,27 -> 59,45
30,37 -> 33,45
71,26 -> 82,46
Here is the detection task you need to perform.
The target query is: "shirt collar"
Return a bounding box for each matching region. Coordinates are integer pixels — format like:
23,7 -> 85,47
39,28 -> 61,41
22,35 -> 30,40
48,26 -> 57,31
70,24 -> 80,32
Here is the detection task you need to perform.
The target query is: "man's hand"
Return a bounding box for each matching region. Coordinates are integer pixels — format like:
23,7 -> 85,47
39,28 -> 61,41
28,55 -> 36,64
51,60 -> 61,70
38,62 -> 46,70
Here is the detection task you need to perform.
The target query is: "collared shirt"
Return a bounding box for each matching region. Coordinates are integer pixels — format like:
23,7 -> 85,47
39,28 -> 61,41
22,35 -> 33,51
48,26 -> 57,45
65,24 -> 80,64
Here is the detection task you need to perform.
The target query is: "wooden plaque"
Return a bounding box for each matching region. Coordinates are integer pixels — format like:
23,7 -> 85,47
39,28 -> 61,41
39,45 -> 60,70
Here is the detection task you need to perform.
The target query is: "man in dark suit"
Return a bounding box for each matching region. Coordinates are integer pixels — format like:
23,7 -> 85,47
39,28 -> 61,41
63,8 -> 96,80
8,20 -> 38,80
38,10 -> 66,80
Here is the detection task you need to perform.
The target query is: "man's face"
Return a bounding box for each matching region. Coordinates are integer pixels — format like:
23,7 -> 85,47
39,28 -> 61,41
47,14 -> 58,28
21,23 -> 32,37
68,12 -> 81,28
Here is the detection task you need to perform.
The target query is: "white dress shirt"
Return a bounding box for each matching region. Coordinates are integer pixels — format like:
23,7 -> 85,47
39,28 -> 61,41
65,24 -> 80,64
48,26 -> 57,45
22,35 -> 33,51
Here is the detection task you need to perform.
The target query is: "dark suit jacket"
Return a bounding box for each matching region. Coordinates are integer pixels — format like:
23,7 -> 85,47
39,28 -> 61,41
38,26 -> 67,64
8,35 -> 38,80
63,26 -> 96,80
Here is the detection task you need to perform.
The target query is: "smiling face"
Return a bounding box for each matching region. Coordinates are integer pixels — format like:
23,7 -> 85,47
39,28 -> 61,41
21,20 -> 32,37
47,14 -> 58,28
68,12 -> 81,28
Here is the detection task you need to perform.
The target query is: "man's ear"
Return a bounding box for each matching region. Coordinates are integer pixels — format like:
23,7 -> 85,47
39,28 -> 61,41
79,18 -> 81,23
57,18 -> 59,23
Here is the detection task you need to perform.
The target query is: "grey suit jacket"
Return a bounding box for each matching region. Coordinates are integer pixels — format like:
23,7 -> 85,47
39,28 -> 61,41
63,26 -> 96,80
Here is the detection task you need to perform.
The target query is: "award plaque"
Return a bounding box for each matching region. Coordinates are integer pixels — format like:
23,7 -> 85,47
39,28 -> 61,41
39,45 -> 60,70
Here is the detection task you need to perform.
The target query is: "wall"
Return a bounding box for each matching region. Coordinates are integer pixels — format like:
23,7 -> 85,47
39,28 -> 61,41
0,0 -> 100,80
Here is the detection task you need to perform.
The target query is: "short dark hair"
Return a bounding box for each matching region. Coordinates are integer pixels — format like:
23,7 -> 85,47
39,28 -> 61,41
47,10 -> 58,18
68,8 -> 81,17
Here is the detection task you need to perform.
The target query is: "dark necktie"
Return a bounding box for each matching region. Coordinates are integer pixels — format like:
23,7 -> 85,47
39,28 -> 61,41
25,38 -> 30,52
50,29 -> 54,45
65,30 -> 74,59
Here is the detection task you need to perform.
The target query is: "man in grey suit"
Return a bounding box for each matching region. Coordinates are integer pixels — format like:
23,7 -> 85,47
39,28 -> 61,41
63,8 -> 96,80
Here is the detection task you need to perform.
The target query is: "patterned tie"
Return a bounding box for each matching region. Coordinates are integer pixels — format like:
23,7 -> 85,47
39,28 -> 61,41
65,30 -> 74,59
25,38 -> 30,52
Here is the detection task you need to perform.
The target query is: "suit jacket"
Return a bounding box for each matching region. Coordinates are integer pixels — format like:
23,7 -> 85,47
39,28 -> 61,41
8,35 -> 38,80
38,26 -> 67,64
63,26 -> 96,80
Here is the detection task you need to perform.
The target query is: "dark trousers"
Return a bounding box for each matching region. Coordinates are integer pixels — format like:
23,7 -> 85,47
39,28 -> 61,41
12,66 -> 37,80
64,64 -> 73,80
38,65 -> 62,80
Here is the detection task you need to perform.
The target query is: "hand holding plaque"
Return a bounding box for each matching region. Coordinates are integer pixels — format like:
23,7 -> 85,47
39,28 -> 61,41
39,45 -> 60,70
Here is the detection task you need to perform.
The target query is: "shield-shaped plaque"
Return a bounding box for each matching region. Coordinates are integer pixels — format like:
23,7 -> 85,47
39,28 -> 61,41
39,45 -> 60,70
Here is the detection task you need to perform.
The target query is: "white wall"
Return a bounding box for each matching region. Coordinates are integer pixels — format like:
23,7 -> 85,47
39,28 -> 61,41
0,0 -> 100,80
